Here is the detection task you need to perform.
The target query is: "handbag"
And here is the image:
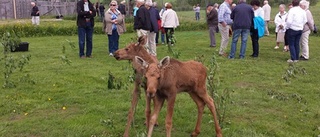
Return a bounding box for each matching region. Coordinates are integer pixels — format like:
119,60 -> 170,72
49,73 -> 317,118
276,31 -> 285,42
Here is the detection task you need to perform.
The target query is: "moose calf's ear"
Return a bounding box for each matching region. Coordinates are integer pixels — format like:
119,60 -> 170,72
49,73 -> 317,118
135,56 -> 149,68
159,56 -> 170,68
137,35 -> 147,46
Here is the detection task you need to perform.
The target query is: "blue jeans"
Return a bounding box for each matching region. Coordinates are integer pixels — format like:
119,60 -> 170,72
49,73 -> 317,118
108,29 -> 119,54
229,29 -> 250,59
78,26 -> 93,57
195,12 -> 200,21
287,29 -> 302,60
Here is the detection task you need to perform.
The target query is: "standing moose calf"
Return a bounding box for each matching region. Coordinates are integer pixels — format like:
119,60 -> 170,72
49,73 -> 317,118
135,56 -> 222,137
113,36 -> 158,137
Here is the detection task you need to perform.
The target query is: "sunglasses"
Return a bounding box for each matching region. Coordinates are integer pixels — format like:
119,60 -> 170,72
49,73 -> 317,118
110,4 -> 116,6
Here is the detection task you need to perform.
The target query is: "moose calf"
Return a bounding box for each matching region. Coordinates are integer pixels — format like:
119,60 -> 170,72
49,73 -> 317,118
135,56 -> 222,137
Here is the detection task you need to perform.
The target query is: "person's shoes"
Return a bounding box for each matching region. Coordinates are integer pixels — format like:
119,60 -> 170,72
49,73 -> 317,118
161,42 -> 165,45
287,59 -> 298,63
219,53 -> 228,57
80,56 -> 86,59
299,56 -> 308,61
109,53 -> 114,56
274,46 -> 279,49
209,45 -> 216,47
250,54 -> 258,58
86,55 -> 93,58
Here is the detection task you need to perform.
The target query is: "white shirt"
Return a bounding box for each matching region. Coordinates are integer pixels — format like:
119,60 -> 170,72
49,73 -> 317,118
161,9 -> 179,28
254,7 -> 264,20
274,11 -> 287,32
262,4 -> 271,21
84,2 -> 89,12
286,6 -> 307,31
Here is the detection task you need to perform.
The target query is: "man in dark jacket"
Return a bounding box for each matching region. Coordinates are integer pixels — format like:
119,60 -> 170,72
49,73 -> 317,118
31,2 -> 40,25
118,1 -> 126,15
77,0 -> 96,58
146,1 -> 160,56
228,0 -> 254,59
134,0 -> 151,37
206,4 -> 218,47
99,3 -> 105,21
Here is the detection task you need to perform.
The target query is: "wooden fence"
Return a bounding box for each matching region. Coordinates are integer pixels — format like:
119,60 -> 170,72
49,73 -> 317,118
0,0 -> 77,19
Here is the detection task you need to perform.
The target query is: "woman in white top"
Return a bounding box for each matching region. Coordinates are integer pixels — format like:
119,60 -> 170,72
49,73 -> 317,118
274,4 -> 288,50
161,2 -> 179,46
250,0 -> 264,58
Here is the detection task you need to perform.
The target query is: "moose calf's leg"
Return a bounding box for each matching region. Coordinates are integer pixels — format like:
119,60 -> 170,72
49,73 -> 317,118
165,95 -> 177,137
145,96 -> 152,129
123,85 -> 141,137
198,89 -> 222,137
148,97 -> 165,137
189,92 -> 206,137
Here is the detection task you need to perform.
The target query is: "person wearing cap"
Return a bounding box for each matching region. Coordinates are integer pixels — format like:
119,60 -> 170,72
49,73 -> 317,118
31,2 -> 40,25
76,0 -> 96,58
134,0 -> 151,38
103,0 -> 126,56
146,1 -> 160,56
206,4 -> 218,47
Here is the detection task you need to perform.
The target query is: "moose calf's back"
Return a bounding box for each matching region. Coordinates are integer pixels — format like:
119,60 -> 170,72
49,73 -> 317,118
160,59 -> 207,91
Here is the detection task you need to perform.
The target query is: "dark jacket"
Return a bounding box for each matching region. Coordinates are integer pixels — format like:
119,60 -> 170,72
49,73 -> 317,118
118,4 -> 126,15
149,7 -> 160,33
99,5 -> 105,13
134,5 -> 151,30
77,0 -> 96,27
207,9 -> 218,27
31,6 -> 39,16
231,2 -> 254,30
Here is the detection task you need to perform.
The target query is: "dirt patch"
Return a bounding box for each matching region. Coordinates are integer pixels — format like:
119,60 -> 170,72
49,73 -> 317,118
234,81 -> 253,88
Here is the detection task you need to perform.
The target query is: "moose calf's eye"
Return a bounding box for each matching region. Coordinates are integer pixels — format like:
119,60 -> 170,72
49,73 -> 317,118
125,48 -> 129,51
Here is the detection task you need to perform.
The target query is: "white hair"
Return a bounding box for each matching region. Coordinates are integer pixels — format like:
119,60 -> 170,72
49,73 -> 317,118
145,0 -> 153,6
264,0 -> 268,4
300,0 -> 309,9
279,4 -> 286,9
136,0 -> 145,3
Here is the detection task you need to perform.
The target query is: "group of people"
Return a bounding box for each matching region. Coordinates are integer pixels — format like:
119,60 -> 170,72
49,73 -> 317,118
76,0 -> 179,58
206,0 -> 314,62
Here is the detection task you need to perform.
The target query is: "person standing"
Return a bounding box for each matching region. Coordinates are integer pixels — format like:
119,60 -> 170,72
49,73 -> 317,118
286,0 -> 307,62
95,2 -> 100,17
159,4 -> 167,44
161,2 -> 179,46
228,0 -> 254,59
104,0 -> 126,56
146,1 -> 160,56
76,0 -> 96,58
206,4 -> 218,47
299,0 -> 314,60
193,4 -> 200,21
218,0 -> 233,57
250,0 -> 264,58
262,0 -> 271,36
31,2 -> 40,26
153,2 -> 161,45
118,1 -> 126,15
134,0 -> 151,38
274,4 -> 288,50
99,3 -> 105,22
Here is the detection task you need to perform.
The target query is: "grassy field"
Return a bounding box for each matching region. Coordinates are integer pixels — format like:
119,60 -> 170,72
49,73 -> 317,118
0,30 -> 320,136
1,3 -> 320,137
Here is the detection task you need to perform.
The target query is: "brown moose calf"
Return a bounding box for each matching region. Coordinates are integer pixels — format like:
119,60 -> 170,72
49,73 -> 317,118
113,36 -> 158,137
135,56 -> 222,137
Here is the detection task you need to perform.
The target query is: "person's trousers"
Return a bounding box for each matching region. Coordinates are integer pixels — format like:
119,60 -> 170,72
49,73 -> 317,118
100,12 -> 105,22
108,29 -> 120,54
32,16 -> 40,25
137,29 -> 149,48
147,32 -> 157,56
250,29 -> 259,57
218,24 -> 230,55
164,28 -> 174,45
209,26 -> 217,46
299,30 -> 310,59
78,26 -> 93,57
195,12 -> 200,21
287,29 -> 302,60
229,29 -> 250,58
264,21 -> 269,35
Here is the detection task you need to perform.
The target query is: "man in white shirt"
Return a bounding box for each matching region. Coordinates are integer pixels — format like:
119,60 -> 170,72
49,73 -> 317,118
262,0 -> 271,36
286,0 -> 307,62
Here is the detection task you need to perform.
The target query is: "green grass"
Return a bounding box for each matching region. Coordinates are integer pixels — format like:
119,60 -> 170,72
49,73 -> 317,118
0,30 -> 320,136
